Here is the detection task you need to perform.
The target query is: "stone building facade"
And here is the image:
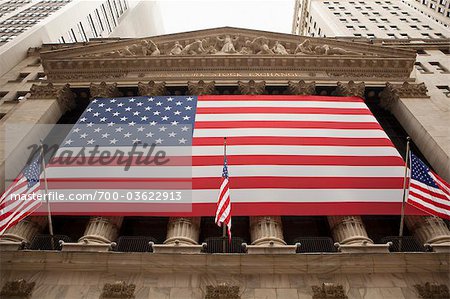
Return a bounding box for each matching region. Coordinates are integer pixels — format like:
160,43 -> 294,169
0,27 -> 449,299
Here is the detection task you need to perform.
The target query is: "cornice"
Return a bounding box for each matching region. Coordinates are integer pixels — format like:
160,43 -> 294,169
38,27 -> 416,83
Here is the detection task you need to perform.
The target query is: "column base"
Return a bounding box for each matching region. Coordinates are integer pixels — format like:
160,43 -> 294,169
334,242 -> 391,253
60,241 -> 113,252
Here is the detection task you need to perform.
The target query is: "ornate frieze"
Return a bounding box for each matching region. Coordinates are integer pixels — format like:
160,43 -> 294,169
137,81 -> 167,96
39,28 -> 416,83
415,282 -> 450,299
29,83 -> 75,113
238,80 -> 266,95
312,283 -> 348,299
288,80 -> 316,95
187,80 -> 216,95
0,279 -> 35,298
334,81 -> 365,97
295,39 -> 363,56
89,82 -> 121,99
100,281 -> 136,299
380,82 -> 428,110
205,284 -> 240,299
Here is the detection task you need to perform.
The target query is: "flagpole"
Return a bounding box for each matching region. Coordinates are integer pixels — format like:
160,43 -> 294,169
40,141 -> 54,238
398,136 -> 411,250
222,137 -> 227,253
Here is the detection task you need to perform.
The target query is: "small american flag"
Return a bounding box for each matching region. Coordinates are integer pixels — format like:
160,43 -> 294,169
215,144 -> 231,238
0,155 -> 42,235
408,152 -> 450,219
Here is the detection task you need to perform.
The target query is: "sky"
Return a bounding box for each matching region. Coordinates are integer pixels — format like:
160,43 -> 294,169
155,0 -> 296,34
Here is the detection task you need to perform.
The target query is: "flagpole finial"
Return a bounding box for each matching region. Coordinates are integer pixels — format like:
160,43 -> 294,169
406,136 -> 411,141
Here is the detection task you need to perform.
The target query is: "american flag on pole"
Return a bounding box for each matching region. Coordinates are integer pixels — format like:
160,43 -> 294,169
215,144 -> 231,238
37,95 -> 408,216
407,152 -> 450,220
0,156 -> 42,235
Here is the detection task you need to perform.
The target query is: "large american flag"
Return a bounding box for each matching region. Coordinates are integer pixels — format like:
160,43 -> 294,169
36,95 -> 409,216
0,156 -> 42,235
408,152 -> 450,219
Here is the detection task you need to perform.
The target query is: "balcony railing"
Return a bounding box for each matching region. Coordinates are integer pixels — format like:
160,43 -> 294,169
113,236 -> 158,252
28,234 -> 72,251
293,237 -> 338,253
203,237 -> 246,253
380,236 -> 426,252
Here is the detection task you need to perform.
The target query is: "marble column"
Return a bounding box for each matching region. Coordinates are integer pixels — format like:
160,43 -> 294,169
164,217 -> 200,245
250,216 -> 286,246
405,215 -> 450,246
0,216 -> 46,243
159,82 -> 213,247
328,216 -> 373,245
78,216 -> 123,244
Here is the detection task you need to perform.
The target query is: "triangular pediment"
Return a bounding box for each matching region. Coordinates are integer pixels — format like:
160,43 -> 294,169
41,27 -> 414,59
39,27 -> 416,83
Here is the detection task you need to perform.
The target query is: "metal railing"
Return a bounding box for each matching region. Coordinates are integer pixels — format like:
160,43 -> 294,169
28,234 -> 72,251
293,237 -> 337,253
113,236 -> 158,252
203,237 -> 246,253
380,236 -> 426,252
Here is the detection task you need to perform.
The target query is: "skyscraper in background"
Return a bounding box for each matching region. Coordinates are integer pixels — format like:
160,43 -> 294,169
0,0 -> 164,77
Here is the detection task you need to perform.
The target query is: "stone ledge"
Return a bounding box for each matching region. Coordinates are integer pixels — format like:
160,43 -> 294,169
426,243 -> 450,253
335,242 -> 391,253
242,243 -> 299,254
0,241 -> 24,252
1,251 -> 448,274
150,242 -> 204,254
60,241 -> 112,252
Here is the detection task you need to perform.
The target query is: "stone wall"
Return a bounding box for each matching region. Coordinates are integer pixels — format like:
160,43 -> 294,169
1,251 -> 449,299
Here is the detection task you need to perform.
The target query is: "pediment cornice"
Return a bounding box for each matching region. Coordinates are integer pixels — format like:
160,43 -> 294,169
39,27 -> 416,83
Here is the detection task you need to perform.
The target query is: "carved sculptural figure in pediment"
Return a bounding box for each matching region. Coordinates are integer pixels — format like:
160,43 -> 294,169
170,41 -> 183,55
180,39 -> 208,55
246,36 -> 274,54
272,41 -> 289,55
295,39 -> 362,56
91,39 -> 160,57
216,35 -> 239,53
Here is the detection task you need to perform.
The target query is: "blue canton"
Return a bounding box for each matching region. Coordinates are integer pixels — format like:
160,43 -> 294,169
23,156 -> 41,188
222,156 -> 229,179
62,96 -> 197,147
411,152 -> 438,188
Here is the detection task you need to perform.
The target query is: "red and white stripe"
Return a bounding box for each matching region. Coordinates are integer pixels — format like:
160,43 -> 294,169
0,175 -> 42,235
215,176 -> 231,236
39,95 -> 408,216
408,170 -> 450,220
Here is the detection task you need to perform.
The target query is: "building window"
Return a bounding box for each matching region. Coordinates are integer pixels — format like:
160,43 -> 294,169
387,33 -> 396,38
440,48 -> 450,54
400,33 -> 409,38
416,49 -> 428,55
8,72 -> 29,82
414,62 -> 430,73
435,33 -> 446,38
14,91 -> 28,102
429,62 -> 449,73
437,86 -> 450,97
421,33 -> 431,38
